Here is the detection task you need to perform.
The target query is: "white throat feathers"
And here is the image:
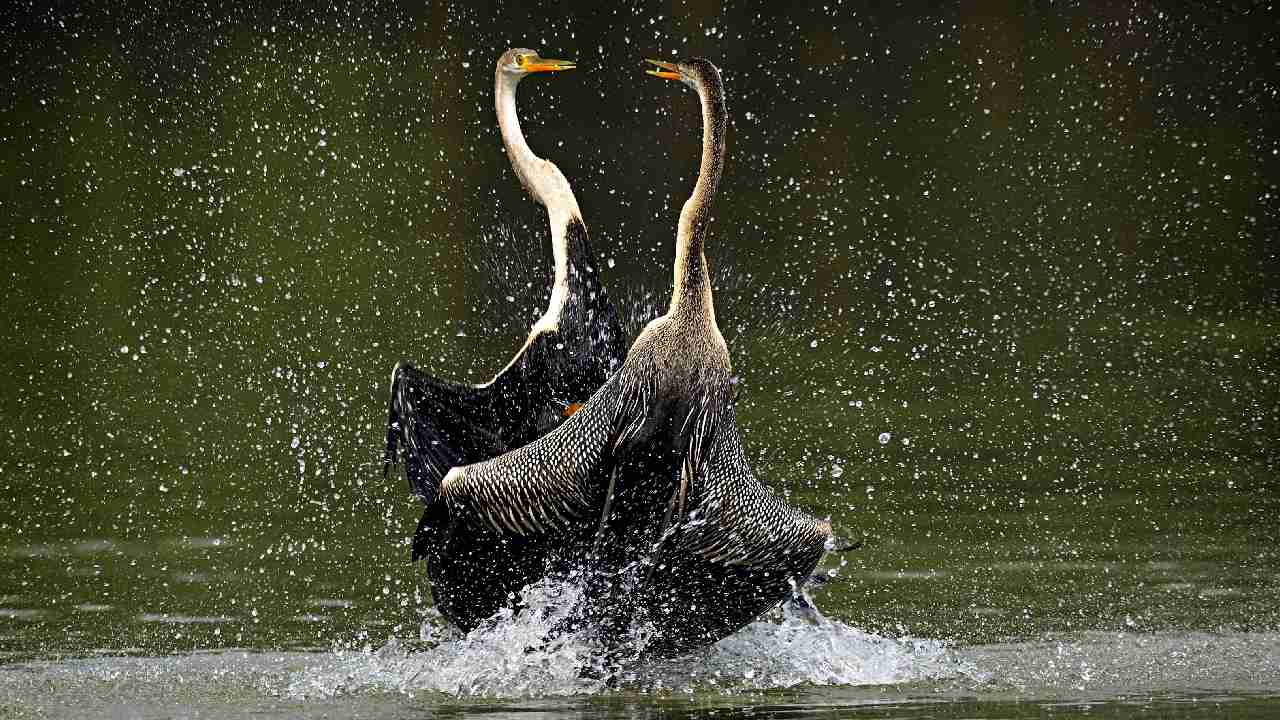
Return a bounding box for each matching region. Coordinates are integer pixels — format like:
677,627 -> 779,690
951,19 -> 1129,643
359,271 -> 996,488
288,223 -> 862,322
494,62 -> 584,335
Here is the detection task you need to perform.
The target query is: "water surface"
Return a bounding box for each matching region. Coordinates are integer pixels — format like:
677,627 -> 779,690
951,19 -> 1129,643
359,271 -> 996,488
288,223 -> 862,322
1,2 -> 1277,717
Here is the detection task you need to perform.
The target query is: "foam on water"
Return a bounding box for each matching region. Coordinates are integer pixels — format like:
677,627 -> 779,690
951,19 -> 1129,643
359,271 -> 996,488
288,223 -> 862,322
289,578 -> 608,698
286,580 -> 974,699
658,605 -> 975,692
4,628 -> 1277,718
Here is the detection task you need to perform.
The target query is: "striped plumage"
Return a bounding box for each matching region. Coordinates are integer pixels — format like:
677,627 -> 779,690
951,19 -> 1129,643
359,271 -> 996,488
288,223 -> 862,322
429,58 -> 843,661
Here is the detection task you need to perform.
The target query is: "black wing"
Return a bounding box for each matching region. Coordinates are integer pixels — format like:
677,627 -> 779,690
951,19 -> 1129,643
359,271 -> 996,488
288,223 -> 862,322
384,360 -> 507,507
385,218 -> 626,505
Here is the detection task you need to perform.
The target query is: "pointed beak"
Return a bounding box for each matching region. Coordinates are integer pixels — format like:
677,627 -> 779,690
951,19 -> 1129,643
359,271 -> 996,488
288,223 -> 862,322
644,58 -> 681,81
524,58 -> 576,73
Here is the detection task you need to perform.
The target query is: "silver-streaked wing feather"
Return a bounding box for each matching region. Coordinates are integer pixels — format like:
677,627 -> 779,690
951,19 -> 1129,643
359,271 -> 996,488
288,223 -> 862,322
438,376 -> 631,537
677,404 -> 833,570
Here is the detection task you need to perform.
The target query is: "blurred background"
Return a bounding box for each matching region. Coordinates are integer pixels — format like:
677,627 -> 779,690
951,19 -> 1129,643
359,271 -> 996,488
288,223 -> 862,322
1,1 -> 1276,660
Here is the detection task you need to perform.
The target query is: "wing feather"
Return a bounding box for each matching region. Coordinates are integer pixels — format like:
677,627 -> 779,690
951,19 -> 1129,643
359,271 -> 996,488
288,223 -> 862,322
385,361 -> 502,506
677,404 -> 834,570
439,375 -> 634,537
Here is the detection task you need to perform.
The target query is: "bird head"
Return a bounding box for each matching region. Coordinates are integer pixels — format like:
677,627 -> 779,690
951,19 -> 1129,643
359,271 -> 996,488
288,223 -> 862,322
644,57 -> 720,91
498,48 -> 576,77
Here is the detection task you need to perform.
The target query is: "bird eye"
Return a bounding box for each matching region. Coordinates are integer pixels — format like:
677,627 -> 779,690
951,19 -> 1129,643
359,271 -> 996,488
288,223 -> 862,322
514,54 -> 526,66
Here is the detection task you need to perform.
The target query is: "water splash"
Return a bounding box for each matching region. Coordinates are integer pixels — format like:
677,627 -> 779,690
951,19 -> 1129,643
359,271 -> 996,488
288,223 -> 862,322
651,602 -> 978,692
286,581 -> 975,699
287,578 -> 609,698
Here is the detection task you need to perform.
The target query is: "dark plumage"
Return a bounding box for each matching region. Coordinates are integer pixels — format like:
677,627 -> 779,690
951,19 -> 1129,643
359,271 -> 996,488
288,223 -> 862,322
431,58 -> 848,662
383,49 -> 625,628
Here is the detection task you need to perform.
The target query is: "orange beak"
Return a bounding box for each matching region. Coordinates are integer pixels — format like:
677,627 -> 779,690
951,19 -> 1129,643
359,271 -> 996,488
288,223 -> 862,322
644,58 -> 681,81
524,58 -> 576,73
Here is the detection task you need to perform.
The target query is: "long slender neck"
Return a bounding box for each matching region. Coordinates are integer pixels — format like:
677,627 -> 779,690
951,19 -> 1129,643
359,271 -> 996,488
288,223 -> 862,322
494,67 -> 582,295
669,73 -> 727,319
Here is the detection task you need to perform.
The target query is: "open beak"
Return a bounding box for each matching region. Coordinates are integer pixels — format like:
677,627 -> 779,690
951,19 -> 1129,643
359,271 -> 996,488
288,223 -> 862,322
524,58 -> 576,73
645,58 -> 681,81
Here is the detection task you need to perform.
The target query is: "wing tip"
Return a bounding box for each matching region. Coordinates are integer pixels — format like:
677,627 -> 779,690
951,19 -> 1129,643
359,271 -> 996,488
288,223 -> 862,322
825,535 -> 864,553
384,359 -> 420,484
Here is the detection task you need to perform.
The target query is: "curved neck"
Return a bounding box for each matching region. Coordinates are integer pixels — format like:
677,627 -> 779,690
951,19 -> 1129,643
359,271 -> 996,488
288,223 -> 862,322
494,66 -> 583,291
669,74 -> 727,318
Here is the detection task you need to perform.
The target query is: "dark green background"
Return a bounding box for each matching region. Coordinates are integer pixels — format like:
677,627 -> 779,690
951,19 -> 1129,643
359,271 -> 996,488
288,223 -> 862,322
1,0 -> 1276,662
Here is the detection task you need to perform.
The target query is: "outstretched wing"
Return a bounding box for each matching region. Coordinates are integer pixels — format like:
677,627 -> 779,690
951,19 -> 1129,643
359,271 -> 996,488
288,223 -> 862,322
438,374 -> 639,538
385,219 -> 627,504
384,361 -> 507,506
676,404 -> 834,571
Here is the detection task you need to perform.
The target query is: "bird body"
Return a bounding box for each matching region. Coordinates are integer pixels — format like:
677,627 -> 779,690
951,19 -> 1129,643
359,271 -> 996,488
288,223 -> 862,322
430,58 -> 845,662
384,49 -> 624,626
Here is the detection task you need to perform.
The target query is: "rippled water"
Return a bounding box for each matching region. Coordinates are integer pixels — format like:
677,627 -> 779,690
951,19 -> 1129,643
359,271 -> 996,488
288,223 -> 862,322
4,624 -> 1278,718
3,526 -> 1278,718
3,2 -> 1278,718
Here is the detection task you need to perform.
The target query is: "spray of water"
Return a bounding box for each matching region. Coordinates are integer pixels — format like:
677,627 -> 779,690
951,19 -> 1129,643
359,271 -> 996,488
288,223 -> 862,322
286,579 -> 976,699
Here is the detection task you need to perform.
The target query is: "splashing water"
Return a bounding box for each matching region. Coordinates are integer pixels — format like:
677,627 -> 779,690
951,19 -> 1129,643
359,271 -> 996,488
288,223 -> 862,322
653,602 -> 979,693
287,578 -> 610,698
286,580 -> 976,699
